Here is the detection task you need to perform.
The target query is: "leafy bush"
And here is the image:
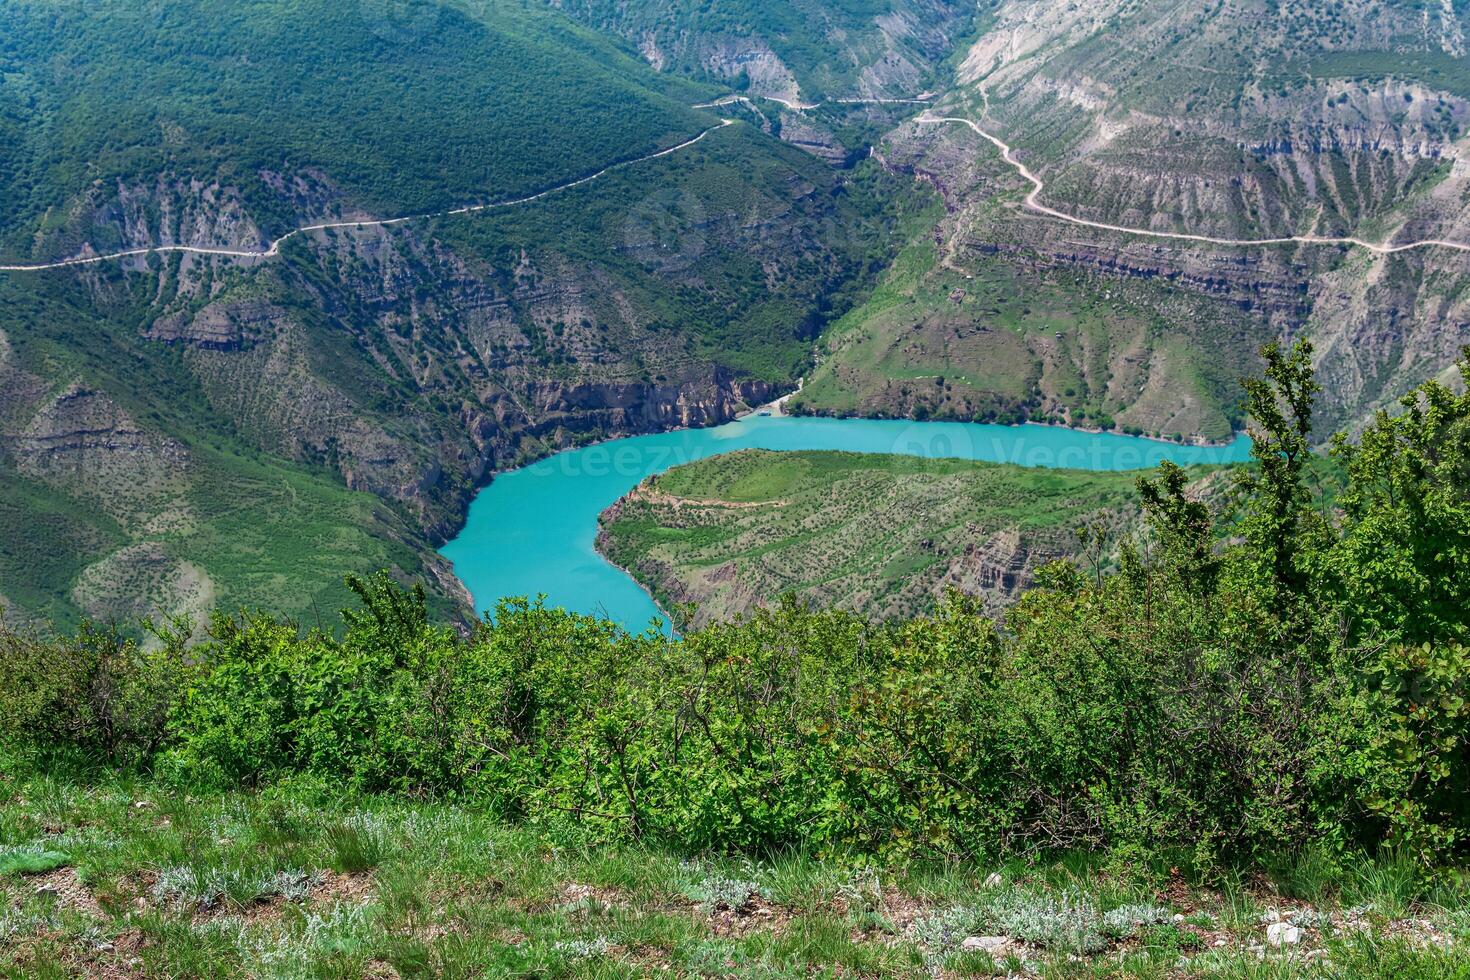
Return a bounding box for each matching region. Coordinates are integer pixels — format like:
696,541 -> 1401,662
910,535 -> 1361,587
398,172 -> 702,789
1326,640 -> 1470,860
0,621 -> 180,763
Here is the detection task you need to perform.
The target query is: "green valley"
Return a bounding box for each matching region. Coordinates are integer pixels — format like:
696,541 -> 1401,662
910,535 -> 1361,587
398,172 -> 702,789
0,0 -> 933,629
7,2 -> 1470,975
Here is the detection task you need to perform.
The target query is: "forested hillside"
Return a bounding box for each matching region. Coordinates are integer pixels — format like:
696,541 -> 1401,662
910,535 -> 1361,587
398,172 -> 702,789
0,0 -> 933,629
0,0 -> 712,261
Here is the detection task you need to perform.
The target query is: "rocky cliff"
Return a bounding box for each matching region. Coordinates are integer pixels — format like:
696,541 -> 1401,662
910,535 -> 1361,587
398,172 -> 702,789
796,0 -> 1470,439
0,118 -> 922,628
547,0 -> 974,103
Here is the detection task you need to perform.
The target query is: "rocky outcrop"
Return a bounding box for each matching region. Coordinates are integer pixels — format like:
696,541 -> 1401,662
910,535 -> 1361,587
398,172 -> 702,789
777,113 -> 851,166
698,37 -> 804,104
5,383 -> 190,523
28,175 -> 268,265
551,0 -> 973,103
526,371 -> 775,437
145,298 -> 292,349
934,528 -> 1071,611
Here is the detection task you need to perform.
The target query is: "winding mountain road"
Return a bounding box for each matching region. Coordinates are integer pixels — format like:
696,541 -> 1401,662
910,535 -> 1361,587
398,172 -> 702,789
0,120 -> 734,273
915,111 -> 1470,256
713,91 -> 1470,256
9,88 -> 1470,274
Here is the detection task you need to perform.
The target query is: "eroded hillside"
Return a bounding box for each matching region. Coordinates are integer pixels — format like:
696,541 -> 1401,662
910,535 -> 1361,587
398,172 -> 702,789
0,0 -> 931,629
797,0 -> 1470,438
546,0 -> 976,103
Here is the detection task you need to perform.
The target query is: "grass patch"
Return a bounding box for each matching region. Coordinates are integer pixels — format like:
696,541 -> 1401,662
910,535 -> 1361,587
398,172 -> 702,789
0,772 -> 1465,977
0,849 -> 68,877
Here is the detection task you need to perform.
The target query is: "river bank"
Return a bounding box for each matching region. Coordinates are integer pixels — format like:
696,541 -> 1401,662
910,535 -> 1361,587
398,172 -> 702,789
440,414 -> 1251,634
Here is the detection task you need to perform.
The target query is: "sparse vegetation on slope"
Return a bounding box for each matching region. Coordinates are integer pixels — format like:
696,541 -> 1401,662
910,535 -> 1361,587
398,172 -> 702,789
546,0 -> 978,103
813,0 -> 1470,437
597,448 -> 1150,630
791,241 -> 1260,441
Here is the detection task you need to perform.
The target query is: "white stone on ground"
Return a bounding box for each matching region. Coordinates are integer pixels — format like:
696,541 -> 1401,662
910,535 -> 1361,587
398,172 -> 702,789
1266,922 -> 1303,946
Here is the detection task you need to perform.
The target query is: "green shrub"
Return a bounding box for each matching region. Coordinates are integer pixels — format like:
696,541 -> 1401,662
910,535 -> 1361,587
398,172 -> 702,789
163,614 -> 307,787
0,621 -> 180,763
1326,641 -> 1470,860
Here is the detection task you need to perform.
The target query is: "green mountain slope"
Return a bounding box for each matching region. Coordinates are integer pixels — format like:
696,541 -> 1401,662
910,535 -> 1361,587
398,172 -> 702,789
0,1 -> 932,630
796,0 -> 1470,438
0,0 -> 714,261
597,448 -> 1159,629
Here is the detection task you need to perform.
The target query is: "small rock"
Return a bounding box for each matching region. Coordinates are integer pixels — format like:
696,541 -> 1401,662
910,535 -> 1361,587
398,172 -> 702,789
1266,923 -> 1303,946
1172,913 -> 1186,923
960,936 -> 1011,954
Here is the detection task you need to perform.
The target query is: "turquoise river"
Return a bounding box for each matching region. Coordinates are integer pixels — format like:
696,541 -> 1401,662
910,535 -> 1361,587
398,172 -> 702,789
440,414 -> 1252,634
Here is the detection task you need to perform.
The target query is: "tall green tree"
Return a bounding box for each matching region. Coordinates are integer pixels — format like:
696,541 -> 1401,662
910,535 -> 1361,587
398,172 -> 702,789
1328,349 -> 1470,646
1234,339 -> 1325,604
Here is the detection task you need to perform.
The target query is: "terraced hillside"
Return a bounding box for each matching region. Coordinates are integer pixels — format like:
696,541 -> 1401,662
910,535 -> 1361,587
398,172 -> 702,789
597,448 -> 1156,630
0,0 -> 932,629
796,0 -> 1470,439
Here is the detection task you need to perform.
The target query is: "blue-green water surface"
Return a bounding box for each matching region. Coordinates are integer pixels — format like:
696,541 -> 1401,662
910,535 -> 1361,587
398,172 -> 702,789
441,415 -> 1251,633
